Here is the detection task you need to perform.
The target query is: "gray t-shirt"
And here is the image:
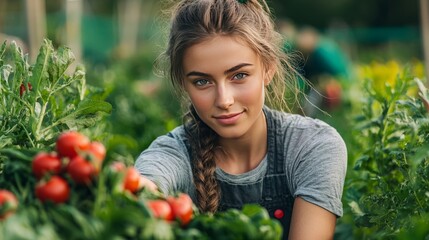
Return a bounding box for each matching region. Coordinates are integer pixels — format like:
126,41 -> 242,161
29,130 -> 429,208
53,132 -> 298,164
135,107 -> 347,216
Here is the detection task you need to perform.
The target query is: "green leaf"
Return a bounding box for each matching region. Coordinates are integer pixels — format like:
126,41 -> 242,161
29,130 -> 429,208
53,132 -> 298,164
11,41 -> 27,91
140,219 -> 174,240
0,64 -> 13,90
47,46 -> 75,85
29,39 -> 53,94
349,201 -> 365,217
242,204 -> 270,222
55,99 -> 112,127
0,148 -> 33,161
48,205 -> 104,239
72,66 -> 86,100
353,155 -> 369,170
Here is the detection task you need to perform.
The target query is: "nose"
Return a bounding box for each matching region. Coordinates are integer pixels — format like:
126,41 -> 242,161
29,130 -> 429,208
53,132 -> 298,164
215,83 -> 234,109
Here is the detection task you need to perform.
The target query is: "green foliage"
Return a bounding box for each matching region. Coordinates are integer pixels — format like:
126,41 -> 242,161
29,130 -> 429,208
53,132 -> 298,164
86,56 -> 180,160
0,39 -> 282,240
0,39 -> 111,150
343,68 -> 429,239
0,168 -> 165,240
179,204 -> 282,240
0,39 -> 112,199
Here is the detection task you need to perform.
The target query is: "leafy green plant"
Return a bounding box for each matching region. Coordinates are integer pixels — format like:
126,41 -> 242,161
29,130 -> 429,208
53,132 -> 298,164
0,40 -> 111,150
343,66 -> 429,239
182,204 -> 283,240
0,39 -> 112,199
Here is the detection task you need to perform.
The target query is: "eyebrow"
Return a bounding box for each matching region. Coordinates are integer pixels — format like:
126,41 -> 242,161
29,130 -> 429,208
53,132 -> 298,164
185,63 -> 253,77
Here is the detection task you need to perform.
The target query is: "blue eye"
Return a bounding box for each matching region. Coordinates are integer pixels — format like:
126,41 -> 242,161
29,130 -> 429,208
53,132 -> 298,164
194,79 -> 210,86
233,73 -> 247,80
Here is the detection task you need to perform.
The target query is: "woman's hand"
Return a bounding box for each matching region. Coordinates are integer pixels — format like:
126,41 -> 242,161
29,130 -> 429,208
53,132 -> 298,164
139,176 -> 159,192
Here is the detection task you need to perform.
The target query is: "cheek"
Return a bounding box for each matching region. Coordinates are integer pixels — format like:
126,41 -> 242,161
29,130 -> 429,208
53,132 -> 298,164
238,80 -> 265,101
187,91 -> 213,111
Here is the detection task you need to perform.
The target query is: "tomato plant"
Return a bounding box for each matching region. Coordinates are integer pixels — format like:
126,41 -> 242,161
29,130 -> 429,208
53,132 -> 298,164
0,190 -> 18,220
35,176 -> 70,204
0,40 -> 112,150
32,152 -> 62,179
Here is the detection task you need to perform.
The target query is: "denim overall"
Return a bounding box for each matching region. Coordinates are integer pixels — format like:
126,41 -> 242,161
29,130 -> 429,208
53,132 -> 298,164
217,114 -> 295,239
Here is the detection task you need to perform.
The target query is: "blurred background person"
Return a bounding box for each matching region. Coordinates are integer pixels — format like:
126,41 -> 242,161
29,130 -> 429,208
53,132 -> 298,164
278,20 -> 352,116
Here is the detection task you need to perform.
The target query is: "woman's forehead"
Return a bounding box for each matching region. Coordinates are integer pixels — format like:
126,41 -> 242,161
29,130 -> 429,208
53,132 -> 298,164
182,36 -> 262,73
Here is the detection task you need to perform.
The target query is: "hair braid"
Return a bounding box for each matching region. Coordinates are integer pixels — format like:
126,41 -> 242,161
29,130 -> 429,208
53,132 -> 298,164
184,106 -> 220,213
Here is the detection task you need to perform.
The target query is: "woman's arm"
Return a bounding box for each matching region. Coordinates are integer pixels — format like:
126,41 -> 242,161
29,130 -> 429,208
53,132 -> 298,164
288,197 -> 336,240
134,127 -> 194,195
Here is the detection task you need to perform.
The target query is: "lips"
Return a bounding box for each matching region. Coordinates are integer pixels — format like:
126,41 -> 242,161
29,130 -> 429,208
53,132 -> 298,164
214,112 -> 242,119
213,111 -> 243,125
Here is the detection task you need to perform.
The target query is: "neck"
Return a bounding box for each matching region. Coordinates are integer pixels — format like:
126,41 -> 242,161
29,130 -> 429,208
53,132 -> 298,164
215,111 -> 267,174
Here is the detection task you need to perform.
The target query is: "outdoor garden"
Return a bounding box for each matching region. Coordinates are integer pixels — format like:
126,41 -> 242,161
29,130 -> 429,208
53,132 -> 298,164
0,0 -> 428,239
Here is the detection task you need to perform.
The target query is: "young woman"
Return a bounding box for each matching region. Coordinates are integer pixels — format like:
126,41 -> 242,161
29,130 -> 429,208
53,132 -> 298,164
135,0 -> 347,239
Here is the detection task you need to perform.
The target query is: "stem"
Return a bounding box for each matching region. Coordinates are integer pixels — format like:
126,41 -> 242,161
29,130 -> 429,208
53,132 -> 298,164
35,100 -> 48,142
18,121 -> 36,148
40,122 -> 59,137
413,189 -> 424,210
92,170 -> 106,216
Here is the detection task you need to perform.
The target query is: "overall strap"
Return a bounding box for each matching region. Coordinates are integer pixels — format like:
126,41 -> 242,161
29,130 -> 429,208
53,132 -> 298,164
261,107 -> 294,239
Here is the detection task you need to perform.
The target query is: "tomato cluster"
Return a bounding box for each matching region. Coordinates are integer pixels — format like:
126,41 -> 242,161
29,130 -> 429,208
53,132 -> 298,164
31,131 -> 144,204
2,130 -> 196,227
147,193 -> 194,226
31,131 -> 103,203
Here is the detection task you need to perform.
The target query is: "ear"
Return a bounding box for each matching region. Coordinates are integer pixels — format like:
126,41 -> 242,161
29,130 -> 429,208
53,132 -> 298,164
264,65 -> 276,86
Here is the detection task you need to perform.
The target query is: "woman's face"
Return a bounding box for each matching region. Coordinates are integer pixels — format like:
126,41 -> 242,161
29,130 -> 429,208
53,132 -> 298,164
182,36 -> 270,140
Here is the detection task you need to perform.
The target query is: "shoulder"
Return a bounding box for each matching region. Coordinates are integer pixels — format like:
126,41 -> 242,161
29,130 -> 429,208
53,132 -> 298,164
264,106 -> 339,138
264,106 -> 347,166
148,125 -> 188,148
139,125 -> 191,161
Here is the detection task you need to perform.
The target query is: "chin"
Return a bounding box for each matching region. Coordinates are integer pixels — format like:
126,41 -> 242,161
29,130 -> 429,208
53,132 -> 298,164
215,128 -> 246,139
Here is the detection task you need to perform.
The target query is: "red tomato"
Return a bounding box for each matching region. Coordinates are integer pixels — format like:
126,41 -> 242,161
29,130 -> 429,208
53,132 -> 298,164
19,82 -> 32,97
86,141 -> 106,173
123,167 -> 141,193
32,152 -> 62,179
87,141 -> 106,161
67,156 -> 97,185
147,200 -> 174,221
35,176 -> 70,204
56,131 -> 90,159
0,190 -> 18,220
167,193 -> 193,225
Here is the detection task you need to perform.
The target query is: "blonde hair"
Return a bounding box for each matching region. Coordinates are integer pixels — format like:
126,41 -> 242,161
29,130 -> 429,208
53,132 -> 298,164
161,0 -> 301,213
